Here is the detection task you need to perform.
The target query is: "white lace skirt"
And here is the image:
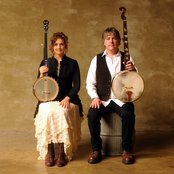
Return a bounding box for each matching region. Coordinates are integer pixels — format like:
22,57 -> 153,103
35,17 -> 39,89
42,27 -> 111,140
34,101 -> 82,161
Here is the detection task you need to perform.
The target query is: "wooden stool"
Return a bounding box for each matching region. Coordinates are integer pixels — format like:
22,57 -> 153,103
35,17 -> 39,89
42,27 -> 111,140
101,113 -> 122,156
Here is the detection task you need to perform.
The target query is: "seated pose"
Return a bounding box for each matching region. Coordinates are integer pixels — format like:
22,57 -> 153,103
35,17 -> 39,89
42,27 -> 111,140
34,32 -> 83,167
86,27 -> 136,165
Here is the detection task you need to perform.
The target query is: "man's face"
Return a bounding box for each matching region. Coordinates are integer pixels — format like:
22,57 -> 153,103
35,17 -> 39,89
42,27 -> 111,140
103,33 -> 120,52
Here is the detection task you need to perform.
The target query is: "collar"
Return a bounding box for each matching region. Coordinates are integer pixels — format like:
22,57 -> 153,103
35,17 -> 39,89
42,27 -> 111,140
102,50 -> 121,58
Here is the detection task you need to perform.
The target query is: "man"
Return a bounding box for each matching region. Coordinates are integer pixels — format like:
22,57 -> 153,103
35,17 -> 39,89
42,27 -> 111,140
86,27 -> 136,165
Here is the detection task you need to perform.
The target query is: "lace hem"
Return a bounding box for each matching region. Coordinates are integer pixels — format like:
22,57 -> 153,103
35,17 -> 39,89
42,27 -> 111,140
34,101 -> 82,161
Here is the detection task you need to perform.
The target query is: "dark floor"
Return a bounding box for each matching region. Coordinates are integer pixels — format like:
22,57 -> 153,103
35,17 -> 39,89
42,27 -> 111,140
0,128 -> 174,174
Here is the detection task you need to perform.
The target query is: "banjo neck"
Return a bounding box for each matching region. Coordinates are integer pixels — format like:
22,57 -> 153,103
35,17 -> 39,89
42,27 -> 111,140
43,20 -> 49,67
119,7 -> 130,64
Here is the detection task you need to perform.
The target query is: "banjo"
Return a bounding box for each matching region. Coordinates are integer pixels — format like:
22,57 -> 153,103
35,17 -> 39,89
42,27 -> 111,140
112,7 -> 144,102
33,20 -> 59,102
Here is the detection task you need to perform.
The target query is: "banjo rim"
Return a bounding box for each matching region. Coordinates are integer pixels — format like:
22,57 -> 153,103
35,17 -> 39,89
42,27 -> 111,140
112,70 -> 144,102
33,76 -> 59,102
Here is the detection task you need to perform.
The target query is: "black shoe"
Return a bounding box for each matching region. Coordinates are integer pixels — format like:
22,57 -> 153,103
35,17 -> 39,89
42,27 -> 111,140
88,151 -> 102,164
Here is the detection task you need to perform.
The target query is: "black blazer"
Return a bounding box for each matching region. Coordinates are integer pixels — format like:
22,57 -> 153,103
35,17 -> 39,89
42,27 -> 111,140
34,55 -> 83,117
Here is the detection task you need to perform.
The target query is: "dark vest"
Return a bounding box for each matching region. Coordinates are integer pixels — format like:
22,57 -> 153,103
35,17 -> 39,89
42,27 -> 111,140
96,51 -> 125,101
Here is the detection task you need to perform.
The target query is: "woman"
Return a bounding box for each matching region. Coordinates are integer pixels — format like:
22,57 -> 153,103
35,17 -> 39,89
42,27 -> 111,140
34,32 -> 83,167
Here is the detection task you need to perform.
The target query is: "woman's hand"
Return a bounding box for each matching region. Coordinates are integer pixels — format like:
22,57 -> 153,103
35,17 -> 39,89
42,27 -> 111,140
60,96 -> 70,108
39,66 -> 49,77
90,98 -> 101,109
125,61 -> 136,71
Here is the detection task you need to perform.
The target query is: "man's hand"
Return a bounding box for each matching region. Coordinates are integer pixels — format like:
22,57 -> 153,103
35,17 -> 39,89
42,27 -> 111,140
90,98 -> 101,109
125,61 -> 136,71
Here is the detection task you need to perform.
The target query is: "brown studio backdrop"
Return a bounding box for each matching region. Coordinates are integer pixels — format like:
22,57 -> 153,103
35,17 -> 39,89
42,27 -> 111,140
0,0 -> 173,132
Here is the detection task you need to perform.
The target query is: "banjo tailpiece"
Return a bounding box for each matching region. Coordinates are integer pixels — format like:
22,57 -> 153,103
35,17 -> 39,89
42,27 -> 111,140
112,7 -> 144,103
33,20 -> 59,102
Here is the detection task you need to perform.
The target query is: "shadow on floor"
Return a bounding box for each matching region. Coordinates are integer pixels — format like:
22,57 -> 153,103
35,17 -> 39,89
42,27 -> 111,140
73,133 -> 91,161
134,131 -> 174,159
73,131 -> 174,161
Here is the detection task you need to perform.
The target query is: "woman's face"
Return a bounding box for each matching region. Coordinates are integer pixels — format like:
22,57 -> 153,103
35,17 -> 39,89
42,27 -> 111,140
53,38 -> 66,57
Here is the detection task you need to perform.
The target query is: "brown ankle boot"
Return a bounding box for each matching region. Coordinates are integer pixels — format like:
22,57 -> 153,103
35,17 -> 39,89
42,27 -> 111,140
45,143 -> 55,167
56,143 -> 67,167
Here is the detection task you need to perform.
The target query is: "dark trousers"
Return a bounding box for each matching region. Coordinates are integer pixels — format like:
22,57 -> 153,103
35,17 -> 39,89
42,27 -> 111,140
87,100 -> 135,152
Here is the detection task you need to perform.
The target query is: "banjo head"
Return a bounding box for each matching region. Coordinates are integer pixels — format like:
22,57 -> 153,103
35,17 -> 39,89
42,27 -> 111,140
33,76 -> 59,102
112,71 -> 144,102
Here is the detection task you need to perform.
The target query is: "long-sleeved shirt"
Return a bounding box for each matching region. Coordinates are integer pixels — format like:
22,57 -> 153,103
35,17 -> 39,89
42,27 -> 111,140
34,55 -> 83,117
86,50 -> 135,107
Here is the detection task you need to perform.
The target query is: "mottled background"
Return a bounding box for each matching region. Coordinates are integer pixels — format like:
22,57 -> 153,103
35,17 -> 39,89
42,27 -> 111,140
0,0 -> 173,132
